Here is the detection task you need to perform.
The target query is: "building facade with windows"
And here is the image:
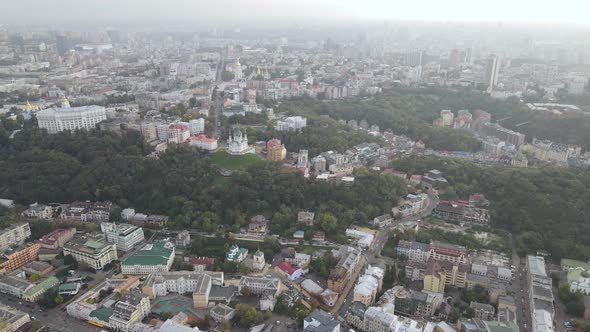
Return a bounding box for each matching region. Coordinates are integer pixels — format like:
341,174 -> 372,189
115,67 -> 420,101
100,223 -> 144,252
0,223 -> 31,252
121,241 -> 175,275
63,235 -> 118,270
37,102 -> 106,134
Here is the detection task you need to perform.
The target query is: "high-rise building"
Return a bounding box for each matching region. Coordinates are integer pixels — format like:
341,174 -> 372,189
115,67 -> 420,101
403,51 -> 424,67
464,47 -> 474,66
55,34 -> 73,56
485,55 -> 500,90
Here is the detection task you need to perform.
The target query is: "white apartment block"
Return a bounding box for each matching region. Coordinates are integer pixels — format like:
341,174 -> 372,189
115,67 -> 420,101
189,118 -> 205,135
276,116 -> 307,131
101,222 -> 145,252
0,223 -> 31,252
37,105 -> 106,134
109,291 -> 151,332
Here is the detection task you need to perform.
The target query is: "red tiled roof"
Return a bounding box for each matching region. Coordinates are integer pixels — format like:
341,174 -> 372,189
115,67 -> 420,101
190,257 -> 214,265
188,134 -> 216,143
38,228 -> 69,245
278,261 -> 298,275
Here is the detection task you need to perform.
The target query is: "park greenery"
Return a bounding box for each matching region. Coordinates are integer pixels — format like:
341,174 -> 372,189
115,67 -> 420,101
0,124 -> 406,243
233,303 -> 271,327
278,86 -> 590,150
393,156 -> 590,260
558,282 -> 585,317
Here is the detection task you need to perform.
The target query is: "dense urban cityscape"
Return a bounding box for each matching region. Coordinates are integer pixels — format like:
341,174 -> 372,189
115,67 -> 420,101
1,2 -> 590,332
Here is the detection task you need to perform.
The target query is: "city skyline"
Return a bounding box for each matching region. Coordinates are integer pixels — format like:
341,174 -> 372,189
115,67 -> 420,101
2,0 -> 590,25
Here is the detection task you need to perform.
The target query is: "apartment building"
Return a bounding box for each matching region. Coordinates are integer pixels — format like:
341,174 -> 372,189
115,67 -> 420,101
0,243 -> 41,273
108,290 -> 151,332
0,223 -> 31,252
100,222 -> 144,252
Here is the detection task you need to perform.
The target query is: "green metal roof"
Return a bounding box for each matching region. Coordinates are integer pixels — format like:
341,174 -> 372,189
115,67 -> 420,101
59,283 -> 80,292
23,276 -> 59,297
122,241 -> 173,266
89,307 -> 113,323
84,240 -> 104,249
561,258 -> 590,270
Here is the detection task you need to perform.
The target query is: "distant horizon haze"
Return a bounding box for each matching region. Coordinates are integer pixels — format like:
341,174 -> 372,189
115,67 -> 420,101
2,0 -> 590,26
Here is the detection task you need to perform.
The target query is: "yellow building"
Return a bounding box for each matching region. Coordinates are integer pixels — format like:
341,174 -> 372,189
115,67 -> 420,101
267,139 -> 287,161
424,259 -> 468,293
424,272 -> 446,293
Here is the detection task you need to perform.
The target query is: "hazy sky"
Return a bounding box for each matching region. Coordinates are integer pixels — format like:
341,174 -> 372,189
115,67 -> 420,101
2,0 -> 590,25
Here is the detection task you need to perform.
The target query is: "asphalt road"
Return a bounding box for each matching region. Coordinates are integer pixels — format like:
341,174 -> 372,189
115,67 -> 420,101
510,243 -> 528,332
0,294 -> 98,332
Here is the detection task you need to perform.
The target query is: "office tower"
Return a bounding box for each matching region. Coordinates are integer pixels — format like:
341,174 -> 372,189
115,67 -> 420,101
485,55 -> 500,90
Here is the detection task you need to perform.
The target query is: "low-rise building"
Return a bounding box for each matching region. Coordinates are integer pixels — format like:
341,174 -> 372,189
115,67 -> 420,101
22,203 -> 53,219
187,134 -> 218,151
37,228 -> 76,249
144,215 -> 168,228
61,201 -> 112,223
470,301 -> 495,320
238,276 -> 281,297
225,244 -> 248,263
429,241 -> 469,264
303,309 -> 340,332
567,266 -> 590,295
210,303 -> 235,322
141,271 -> 223,300
248,215 -> 268,234
0,304 -> 31,332
433,201 -> 490,225
59,282 -> 82,296
63,234 -> 118,270
297,211 -> 315,226
121,241 -> 175,275
0,275 -> 33,298
22,276 -> 59,302
187,257 -> 215,271
21,260 -> 53,277
277,261 -> 304,280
